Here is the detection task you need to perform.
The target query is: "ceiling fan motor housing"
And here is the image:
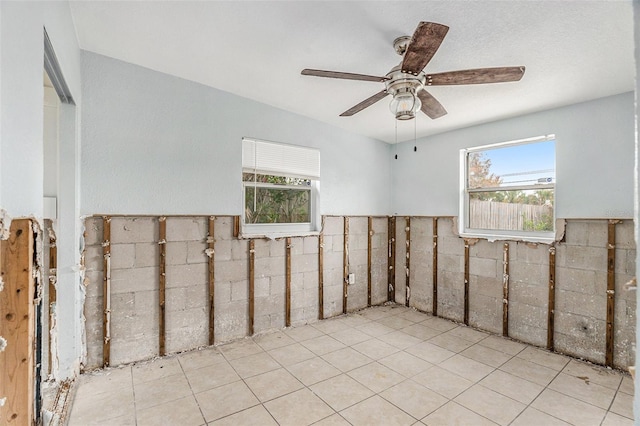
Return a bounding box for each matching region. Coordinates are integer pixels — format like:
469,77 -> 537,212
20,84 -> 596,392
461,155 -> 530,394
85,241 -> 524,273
385,65 -> 425,120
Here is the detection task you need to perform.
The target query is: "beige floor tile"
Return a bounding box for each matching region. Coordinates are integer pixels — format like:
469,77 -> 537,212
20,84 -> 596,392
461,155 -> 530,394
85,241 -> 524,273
313,317 -> 350,334
195,380 -> 260,422
264,388 -> 334,426
253,330 -> 296,351
311,373 -> 375,411
359,308 -> 392,320
340,395 -> 415,426
329,328 -> 372,346
619,374 -> 634,395
454,384 -> 525,425
218,338 -> 264,360
208,405 -> 278,426
348,362 -> 406,393
548,372 -> 616,409
356,321 -> 396,337
477,335 -> 526,355
460,343 -> 512,368
510,407 -> 570,426
602,411 -> 635,426
132,357 -> 183,384
446,326 -> 489,343
312,413 -> 352,425
352,338 -> 400,360
562,359 -> 624,390
381,379 -> 448,419
184,360 -> 240,393
244,367 -> 304,402
396,309 -> 430,323
286,357 -> 341,386
479,369 -> 544,404
423,401 -> 498,426
422,317 -> 458,332
413,366 -> 474,399
229,351 -> 280,378
406,341 -> 456,364
178,347 -> 226,372
439,354 -> 495,382
340,313 -> 370,327
377,315 -> 415,330
428,333 -> 475,353
500,356 -> 558,386
322,347 -> 374,372
68,386 -> 135,424
379,351 -> 433,378
378,330 -> 422,349
301,334 -> 346,355
284,324 -> 325,342
268,342 -> 316,366
68,412 -> 137,426
136,395 -> 205,426
610,391 -> 634,419
530,388 -> 606,426
516,346 -> 570,371
74,366 -> 133,398
402,323 -> 442,340
134,373 -> 192,410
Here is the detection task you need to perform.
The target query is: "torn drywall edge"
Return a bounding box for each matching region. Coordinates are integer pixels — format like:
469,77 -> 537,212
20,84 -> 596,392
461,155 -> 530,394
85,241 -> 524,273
49,302 -> 59,380
0,209 -> 12,240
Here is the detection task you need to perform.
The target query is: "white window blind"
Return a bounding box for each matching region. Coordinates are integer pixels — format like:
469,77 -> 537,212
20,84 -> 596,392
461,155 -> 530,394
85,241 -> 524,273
242,138 -> 320,180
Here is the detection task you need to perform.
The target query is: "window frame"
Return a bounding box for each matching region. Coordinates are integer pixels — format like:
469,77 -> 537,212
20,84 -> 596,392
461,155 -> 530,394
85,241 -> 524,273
459,135 -> 556,243
241,138 -> 320,238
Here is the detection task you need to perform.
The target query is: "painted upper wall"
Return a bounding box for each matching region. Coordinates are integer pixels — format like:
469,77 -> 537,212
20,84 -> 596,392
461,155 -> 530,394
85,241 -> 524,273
80,51 -> 391,216
392,92 -> 635,219
0,1 -> 81,217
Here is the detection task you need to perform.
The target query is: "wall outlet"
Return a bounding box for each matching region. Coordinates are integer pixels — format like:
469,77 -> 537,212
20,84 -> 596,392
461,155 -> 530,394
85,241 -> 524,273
348,273 -> 355,285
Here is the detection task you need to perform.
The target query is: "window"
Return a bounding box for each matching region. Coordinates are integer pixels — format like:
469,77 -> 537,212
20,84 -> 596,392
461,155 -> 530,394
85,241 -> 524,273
242,138 -> 320,237
460,135 -> 556,242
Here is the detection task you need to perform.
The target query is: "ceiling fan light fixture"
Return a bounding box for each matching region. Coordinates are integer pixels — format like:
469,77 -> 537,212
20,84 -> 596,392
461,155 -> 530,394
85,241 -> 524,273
389,87 -> 421,120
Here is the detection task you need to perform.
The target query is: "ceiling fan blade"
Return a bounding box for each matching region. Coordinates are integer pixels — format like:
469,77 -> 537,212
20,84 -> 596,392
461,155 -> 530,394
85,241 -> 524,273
301,69 -> 389,82
427,66 -> 526,85
340,90 -> 389,116
401,22 -> 449,75
418,89 -> 447,119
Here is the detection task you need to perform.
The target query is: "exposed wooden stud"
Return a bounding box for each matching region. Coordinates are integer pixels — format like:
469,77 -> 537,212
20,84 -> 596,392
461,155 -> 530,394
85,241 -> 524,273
249,240 -> 255,335
388,216 -> 396,302
405,217 -> 411,307
318,232 -> 324,320
102,216 -> 111,367
158,217 -> 167,357
286,237 -> 292,327
463,239 -> 470,325
233,215 -> 240,238
502,242 -> 510,336
0,219 -> 35,425
207,216 -> 215,345
432,217 -> 438,316
343,217 -> 349,314
367,217 -> 373,307
606,220 -> 620,367
48,227 -> 57,376
547,245 -> 556,350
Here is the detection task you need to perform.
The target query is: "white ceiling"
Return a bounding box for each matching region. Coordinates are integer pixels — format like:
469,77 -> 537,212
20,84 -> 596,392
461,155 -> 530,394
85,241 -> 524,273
69,1 -> 635,144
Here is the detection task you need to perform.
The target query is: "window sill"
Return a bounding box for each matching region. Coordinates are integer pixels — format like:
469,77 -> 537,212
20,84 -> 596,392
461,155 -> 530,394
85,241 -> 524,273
239,230 -> 320,240
460,231 -> 556,244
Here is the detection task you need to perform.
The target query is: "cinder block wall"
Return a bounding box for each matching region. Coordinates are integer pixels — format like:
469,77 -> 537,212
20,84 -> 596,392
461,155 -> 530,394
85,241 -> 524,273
82,215 -> 390,370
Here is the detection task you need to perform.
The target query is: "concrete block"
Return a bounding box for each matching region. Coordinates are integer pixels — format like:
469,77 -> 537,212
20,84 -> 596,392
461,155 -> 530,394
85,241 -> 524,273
555,266 -> 597,295
135,242 -> 159,268
332,235 -> 344,253
439,254 -> 464,272
615,249 -> 635,275
84,245 -> 104,272
616,220 -> 635,249
469,293 -> 501,334
555,313 -> 606,365
469,275 -> 501,299
303,271 -> 318,290
585,221 -> 608,248
510,281 -> 548,308
214,216 -> 234,241
288,237 -> 303,256
372,217 -> 388,235
255,276 -> 270,298
323,216 -> 344,236
187,241 -> 207,264
166,263 -> 207,288
166,324 -> 208,354
111,217 -> 158,244
231,280 -> 249,302
410,217 -> 433,238
255,294 -> 285,317
253,239 -> 271,258
255,256 -> 285,278
322,235 -> 332,252
166,217 -> 207,242
513,242 -> 549,265
556,244 -> 606,271
215,260 -> 247,282
556,290 -> 606,320
508,301 -> 547,347
111,266 -> 158,294
291,273 -> 304,292
185,284 -> 207,309
469,257 -> 498,278
84,217 -> 104,246
270,274 -> 286,296
111,292 -> 136,317
509,260 -> 548,286
110,336 -> 158,367
214,281 -> 231,305
437,218 -> 457,239
440,236 -> 464,256
472,240 -> 501,259
351,234 -> 369,252
84,270 -> 103,298
292,253 -> 318,274
564,220 -> 589,246
166,306 -> 207,329
214,240 -> 232,261
214,300 -> 249,342
303,236 -> 319,254
166,241 -> 188,265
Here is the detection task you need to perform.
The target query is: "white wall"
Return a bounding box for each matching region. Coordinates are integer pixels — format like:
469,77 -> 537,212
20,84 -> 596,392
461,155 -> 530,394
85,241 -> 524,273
0,1 -> 83,380
392,92 -> 635,219
80,52 -> 391,217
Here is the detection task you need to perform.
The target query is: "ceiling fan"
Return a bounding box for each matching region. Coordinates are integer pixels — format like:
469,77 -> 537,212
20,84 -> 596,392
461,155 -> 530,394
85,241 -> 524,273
301,22 -> 525,121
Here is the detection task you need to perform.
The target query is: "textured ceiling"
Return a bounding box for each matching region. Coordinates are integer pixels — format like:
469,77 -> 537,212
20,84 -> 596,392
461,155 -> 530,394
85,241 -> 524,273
69,1 -> 635,143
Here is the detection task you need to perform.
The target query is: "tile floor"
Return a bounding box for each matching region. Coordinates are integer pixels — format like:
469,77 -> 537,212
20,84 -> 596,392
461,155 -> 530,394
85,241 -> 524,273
68,304 -> 634,425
